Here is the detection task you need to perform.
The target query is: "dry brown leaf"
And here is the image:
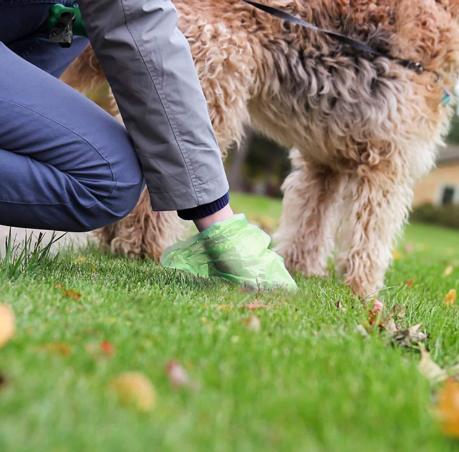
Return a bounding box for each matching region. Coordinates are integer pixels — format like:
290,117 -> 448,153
397,307 -> 408,319
245,315 -> 261,332
444,289 -> 457,306
356,324 -> 370,338
443,266 -> 454,277
372,300 -> 384,313
383,319 -> 398,334
419,344 -> 447,383
110,372 -> 157,412
240,300 -> 270,310
418,344 -> 459,384
439,379 -> 459,438
100,341 -> 115,356
87,263 -> 98,272
84,343 -> 98,357
63,290 -> 82,300
0,304 -> 15,348
394,323 -> 427,347
386,322 -> 427,347
39,342 -> 72,356
165,360 -> 190,389
334,301 -> 346,312
165,361 -> 200,390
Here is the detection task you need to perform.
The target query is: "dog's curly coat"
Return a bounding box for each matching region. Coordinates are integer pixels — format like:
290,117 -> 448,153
63,0 -> 459,295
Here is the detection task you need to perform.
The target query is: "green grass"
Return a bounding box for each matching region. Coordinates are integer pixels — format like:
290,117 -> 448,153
1,193 -> 459,452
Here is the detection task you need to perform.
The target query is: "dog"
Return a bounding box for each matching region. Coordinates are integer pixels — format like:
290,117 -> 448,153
62,0 -> 459,295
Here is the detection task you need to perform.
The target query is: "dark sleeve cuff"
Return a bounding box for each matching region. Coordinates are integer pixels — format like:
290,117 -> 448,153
177,192 -> 230,221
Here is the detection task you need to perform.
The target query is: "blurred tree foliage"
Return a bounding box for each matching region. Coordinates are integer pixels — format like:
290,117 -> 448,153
448,116 -> 459,144
226,133 -> 290,197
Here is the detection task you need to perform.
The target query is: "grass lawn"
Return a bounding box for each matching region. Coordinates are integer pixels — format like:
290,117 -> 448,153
1,193 -> 459,452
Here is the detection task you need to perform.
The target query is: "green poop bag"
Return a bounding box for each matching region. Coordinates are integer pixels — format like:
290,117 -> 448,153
161,214 -> 297,291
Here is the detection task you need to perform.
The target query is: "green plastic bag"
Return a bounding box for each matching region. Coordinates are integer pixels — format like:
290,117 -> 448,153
161,214 -> 297,291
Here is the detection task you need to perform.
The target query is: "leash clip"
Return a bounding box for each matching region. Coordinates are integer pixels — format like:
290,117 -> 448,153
406,61 -> 425,75
49,11 -> 76,48
48,3 -> 88,48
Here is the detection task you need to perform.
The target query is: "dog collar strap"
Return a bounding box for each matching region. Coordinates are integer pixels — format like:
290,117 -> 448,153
243,0 -> 425,75
442,87 -> 453,106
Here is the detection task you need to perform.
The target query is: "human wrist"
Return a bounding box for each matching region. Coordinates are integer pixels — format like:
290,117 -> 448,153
177,193 -> 230,222
194,204 -> 234,232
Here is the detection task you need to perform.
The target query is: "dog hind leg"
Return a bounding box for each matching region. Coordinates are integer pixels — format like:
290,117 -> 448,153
334,158 -> 413,295
275,151 -> 341,277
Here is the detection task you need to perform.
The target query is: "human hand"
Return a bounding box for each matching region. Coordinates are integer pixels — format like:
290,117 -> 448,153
162,214 -> 297,291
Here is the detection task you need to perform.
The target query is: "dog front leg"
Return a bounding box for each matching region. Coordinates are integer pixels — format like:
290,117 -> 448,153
334,162 -> 413,296
275,153 -> 340,277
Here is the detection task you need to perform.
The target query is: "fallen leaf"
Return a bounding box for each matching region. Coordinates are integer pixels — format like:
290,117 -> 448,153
439,379 -> 459,438
356,324 -> 370,338
165,360 -> 190,389
110,372 -> 157,412
85,343 -> 98,357
389,323 -> 427,347
334,301 -> 346,312
418,344 -> 459,384
63,290 -> 82,300
39,342 -> 72,356
72,257 -> 86,264
406,279 -> 414,287
368,302 -> 386,326
443,266 -> 454,277
383,318 -> 398,334
419,344 -> 447,383
245,315 -> 261,332
100,341 -> 115,357
87,263 -> 98,272
240,300 -> 270,310
0,304 -> 15,348
372,300 -> 384,313
444,289 -> 457,306
388,305 -> 402,316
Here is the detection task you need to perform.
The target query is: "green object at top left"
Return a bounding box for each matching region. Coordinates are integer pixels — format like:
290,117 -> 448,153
47,3 -> 88,38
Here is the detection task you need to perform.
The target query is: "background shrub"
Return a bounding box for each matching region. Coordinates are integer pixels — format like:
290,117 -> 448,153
411,203 -> 459,229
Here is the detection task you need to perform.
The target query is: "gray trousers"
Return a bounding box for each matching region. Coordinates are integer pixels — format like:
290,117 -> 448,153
79,0 -> 229,211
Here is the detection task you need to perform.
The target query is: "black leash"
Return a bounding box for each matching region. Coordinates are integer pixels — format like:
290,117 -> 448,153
243,0 -> 426,75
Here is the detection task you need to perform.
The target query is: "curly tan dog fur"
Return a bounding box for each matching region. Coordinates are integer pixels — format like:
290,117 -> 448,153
63,0 -> 459,295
